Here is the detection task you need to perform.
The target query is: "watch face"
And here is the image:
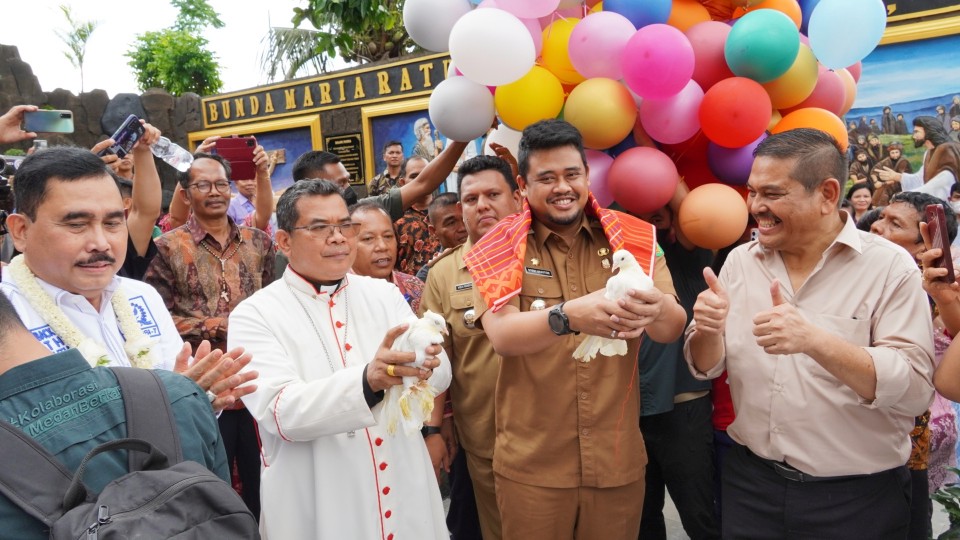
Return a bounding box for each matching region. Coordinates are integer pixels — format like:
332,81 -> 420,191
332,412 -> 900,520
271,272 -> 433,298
548,307 -> 566,335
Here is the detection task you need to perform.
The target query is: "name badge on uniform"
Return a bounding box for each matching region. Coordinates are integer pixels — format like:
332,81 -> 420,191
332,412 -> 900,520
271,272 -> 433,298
531,298 -> 547,311
463,308 -> 477,329
525,267 -> 553,277
455,282 -> 473,291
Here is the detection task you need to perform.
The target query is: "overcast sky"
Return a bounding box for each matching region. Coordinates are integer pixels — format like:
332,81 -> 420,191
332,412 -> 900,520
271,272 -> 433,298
6,0 -> 310,97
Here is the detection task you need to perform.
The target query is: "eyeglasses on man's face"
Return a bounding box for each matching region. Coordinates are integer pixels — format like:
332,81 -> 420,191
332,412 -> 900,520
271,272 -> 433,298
188,181 -> 231,194
291,221 -> 361,240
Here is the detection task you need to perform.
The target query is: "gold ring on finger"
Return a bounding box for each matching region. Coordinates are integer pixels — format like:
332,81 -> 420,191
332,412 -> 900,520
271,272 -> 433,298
386,364 -> 396,377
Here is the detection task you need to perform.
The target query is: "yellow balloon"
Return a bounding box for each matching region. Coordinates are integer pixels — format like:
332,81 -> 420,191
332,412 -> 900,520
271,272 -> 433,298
762,44 -> 817,110
591,2 -> 603,13
495,66 -> 565,131
563,78 -> 637,150
768,108 -> 782,131
541,18 -> 586,86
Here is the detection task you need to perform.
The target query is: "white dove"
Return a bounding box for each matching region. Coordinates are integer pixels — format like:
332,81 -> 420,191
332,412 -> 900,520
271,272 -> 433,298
382,310 -> 448,435
572,249 -> 654,363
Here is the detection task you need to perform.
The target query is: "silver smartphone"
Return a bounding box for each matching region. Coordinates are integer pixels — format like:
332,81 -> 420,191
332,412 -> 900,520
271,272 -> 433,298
23,110 -> 74,133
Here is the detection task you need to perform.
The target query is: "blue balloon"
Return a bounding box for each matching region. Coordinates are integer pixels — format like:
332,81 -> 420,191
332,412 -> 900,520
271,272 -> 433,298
798,0 -> 822,34
607,131 -> 638,158
604,0 -> 671,29
809,0 -> 886,69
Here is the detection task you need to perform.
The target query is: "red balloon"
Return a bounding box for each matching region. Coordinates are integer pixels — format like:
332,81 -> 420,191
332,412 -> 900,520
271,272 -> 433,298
699,77 -> 772,148
608,147 -> 680,214
846,61 -> 862,82
685,21 -> 736,91
676,158 -> 720,190
781,66 -> 845,117
661,131 -> 710,164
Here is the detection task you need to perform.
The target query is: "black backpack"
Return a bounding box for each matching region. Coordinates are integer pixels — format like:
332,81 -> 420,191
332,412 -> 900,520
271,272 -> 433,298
0,367 -> 260,539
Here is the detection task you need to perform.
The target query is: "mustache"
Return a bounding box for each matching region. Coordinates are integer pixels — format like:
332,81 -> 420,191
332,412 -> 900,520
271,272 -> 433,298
77,253 -> 116,265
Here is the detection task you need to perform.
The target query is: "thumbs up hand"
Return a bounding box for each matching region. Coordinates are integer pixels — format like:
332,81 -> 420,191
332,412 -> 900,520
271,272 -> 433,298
692,267 -> 730,336
752,279 -> 809,355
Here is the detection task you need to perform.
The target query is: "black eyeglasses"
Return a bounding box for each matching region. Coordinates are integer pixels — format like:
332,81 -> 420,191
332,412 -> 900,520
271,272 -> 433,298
188,181 -> 231,194
291,222 -> 361,240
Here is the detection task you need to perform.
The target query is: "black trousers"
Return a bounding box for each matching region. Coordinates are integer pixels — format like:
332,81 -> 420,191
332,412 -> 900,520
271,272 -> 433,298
722,442 -> 911,540
218,408 -> 261,520
639,395 -> 720,540
447,444 -> 483,540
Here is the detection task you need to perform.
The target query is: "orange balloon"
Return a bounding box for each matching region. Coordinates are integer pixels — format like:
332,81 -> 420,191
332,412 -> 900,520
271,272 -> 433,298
836,68 -> 857,116
772,107 -> 848,151
679,183 -> 750,249
541,18 -> 587,86
762,44 -> 817,109
564,78 -> 638,149
668,0 -> 711,31
743,0 -> 802,29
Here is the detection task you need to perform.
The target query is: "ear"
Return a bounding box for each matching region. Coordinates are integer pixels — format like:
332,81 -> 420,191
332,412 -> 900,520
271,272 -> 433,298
427,223 -> 436,236
397,177 -> 406,187
820,178 -> 841,213
516,174 -> 527,198
178,186 -> 192,205
6,213 -> 30,253
274,229 -> 293,258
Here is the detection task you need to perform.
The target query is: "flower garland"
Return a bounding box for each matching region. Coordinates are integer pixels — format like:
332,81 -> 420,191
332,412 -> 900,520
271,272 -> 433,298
9,255 -> 157,368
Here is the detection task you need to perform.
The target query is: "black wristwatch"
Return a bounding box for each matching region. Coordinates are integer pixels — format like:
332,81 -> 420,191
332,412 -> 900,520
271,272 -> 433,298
421,425 -> 442,438
548,301 -> 578,336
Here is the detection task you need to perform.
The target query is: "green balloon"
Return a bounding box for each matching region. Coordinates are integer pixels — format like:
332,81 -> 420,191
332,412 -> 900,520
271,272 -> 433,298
724,9 -> 800,84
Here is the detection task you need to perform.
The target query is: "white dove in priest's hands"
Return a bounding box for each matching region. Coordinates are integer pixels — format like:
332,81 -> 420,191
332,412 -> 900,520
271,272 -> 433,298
383,310 -> 448,435
573,249 -> 654,363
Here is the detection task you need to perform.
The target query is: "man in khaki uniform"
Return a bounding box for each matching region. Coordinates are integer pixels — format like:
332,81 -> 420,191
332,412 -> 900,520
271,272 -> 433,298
464,120 -> 687,539
421,155 -> 523,539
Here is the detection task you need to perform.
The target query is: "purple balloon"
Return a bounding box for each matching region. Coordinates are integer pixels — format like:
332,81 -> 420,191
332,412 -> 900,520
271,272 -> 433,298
707,133 -> 767,185
586,149 -> 615,207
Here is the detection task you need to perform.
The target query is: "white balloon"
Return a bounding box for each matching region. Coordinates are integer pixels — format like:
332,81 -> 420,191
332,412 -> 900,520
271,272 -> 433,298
483,123 -> 523,158
403,0 -> 474,52
430,77 -> 497,142
449,8 -> 536,86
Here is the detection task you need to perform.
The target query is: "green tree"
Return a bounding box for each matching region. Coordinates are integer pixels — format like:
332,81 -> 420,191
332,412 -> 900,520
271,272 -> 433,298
261,0 -> 416,81
126,0 -> 224,96
55,5 -> 99,92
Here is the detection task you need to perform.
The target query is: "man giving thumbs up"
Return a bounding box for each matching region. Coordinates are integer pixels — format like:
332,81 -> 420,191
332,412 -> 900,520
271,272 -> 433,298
684,129 -> 935,540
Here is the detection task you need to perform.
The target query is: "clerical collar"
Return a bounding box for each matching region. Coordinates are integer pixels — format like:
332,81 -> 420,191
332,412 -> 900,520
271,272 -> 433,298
311,278 -> 343,295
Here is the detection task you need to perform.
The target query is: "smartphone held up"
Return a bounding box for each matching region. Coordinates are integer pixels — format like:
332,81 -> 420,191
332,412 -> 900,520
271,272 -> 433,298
925,203 -> 956,284
22,110 -> 74,134
98,114 -> 145,159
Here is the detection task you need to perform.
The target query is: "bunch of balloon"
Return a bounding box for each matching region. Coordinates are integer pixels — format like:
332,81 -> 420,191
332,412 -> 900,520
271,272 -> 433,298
402,0 -> 886,250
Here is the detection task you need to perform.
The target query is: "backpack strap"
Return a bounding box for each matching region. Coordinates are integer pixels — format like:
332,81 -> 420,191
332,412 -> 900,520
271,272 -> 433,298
0,421 -> 73,525
109,367 -> 184,470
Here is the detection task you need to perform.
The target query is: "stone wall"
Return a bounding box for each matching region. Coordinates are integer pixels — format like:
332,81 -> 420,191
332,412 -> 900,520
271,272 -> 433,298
0,44 -> 200,151
0,44 -> 202,200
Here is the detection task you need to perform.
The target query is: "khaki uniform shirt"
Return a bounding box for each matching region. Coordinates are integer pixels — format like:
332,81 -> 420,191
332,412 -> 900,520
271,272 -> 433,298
474,215 -> 676,488
420,241 -> 498,458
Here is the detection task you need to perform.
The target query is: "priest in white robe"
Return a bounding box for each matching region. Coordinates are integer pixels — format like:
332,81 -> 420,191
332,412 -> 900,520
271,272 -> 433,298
230,179 -> 451,539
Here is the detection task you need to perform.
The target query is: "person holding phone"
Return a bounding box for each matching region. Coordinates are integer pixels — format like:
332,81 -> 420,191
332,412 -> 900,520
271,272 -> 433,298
870,191 -> 960,539
0,105 -> 39,144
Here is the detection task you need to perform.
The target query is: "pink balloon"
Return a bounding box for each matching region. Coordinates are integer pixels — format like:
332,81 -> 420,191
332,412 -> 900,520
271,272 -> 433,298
498,0 -> 560,19
609,147 -> 680,214
586,149 -> 615,207
781,65 -> 845,116
568,12 -> 636,80
623,24 -> 695,100
521,18 -> 544,56
685,21 -> 735,92
640,80 -> 704,144
846,61 -> 862,82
